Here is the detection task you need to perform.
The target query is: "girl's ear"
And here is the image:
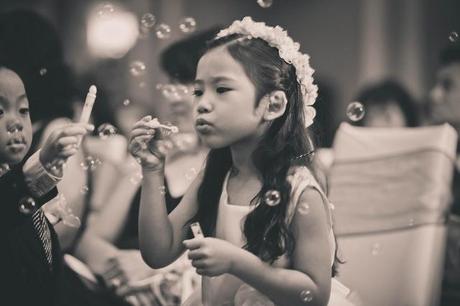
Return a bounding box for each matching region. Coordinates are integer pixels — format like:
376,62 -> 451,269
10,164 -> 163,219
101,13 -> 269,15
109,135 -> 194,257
263,90 -> 287,121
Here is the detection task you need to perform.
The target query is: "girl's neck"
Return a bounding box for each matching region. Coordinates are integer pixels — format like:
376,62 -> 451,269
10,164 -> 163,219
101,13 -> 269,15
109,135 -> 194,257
229,141 -> 259,179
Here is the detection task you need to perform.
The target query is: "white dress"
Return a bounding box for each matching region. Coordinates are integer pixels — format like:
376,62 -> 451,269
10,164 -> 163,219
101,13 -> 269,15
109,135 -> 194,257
182,166 -> 357,306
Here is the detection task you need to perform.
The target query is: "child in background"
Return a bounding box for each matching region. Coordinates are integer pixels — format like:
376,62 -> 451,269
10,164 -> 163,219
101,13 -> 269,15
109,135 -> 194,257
130,17 -> 350,306
0,60 -> 93,305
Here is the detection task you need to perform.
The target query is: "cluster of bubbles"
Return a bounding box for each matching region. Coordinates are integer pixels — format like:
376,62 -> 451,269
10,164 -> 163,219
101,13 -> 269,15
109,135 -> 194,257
159,185 -> 167,195
97,123 -> 118,139
179,17 -> 197,33
449,31 -> 459,43
18,196 -> 36,215
346,101 -> 365,122
157,83 -> 191,101
129,60 -> 147,77
264,190 -> 281,206
139,13 -> 197,40
299,289 -> 314,303
257,0 -> 274,8
80,156 -> 102,171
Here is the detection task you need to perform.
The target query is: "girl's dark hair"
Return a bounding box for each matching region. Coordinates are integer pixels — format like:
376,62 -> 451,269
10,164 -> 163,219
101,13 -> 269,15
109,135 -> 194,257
191,34 -> 340,276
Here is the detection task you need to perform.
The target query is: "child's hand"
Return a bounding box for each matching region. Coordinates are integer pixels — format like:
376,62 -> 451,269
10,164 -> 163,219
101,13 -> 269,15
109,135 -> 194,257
39,123 -> 94,174
183,237 -> 240,277
128,116 -> 173,171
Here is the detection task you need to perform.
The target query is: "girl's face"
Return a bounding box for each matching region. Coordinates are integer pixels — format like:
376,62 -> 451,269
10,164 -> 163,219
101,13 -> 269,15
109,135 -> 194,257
193,46 -> 266,148
0,68 -> 32,165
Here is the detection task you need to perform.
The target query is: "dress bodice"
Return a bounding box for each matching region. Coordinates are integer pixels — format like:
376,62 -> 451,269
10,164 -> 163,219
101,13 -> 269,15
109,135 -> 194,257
202,166 -> 336,306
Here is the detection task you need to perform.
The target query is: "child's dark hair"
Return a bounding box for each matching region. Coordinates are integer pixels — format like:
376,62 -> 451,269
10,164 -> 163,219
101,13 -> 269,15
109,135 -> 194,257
354,79 -> 419,127
191,34 -> 340,276
160,27 -> 222,83
440,43 -> 460,67
0,9 -> 75,123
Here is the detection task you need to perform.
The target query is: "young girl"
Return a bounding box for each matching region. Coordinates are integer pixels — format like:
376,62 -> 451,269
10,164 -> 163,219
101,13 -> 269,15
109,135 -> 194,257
130,17 -> 349,306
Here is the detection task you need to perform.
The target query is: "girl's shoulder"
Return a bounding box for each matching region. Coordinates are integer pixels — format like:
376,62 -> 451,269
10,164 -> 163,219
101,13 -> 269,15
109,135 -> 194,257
285,165 -> 332,225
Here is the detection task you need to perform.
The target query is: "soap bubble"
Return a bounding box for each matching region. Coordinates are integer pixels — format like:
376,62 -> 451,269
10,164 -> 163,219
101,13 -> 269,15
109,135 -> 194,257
97,2 -> 115,17
155,23 -> 171,39
346,101 -> 365,122
129,172 -> 143,185
299,289 -> 313,303
141,13 -> 156,28
257,0 -> 273,8
297,203 -> 310,215
63,215 -> 81,228
175,84 -> 190,98
264,190 -> 281,206
18,197 -> 36,215
371,242 -> 381,256
39,68 -> 48,76
129,61 -> 147,77
449,31 -> 459,43
123,99 -> 131,106
97,123 -> 118,139
185,168 -> 198,181
179,17 -> 197,33
161,84 -> 179,100
80,185 -> 89,194
0,163 -> 10,176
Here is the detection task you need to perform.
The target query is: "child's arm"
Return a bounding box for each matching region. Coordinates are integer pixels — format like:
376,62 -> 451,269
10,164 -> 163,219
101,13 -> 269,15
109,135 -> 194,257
185,187 -> 332,306
129,116 -> 201,268
0,161 -> 58,231
139,168 -> 202,268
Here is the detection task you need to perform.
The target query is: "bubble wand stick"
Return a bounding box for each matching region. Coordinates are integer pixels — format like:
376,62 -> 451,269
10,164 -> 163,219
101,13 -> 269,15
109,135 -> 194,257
76,85 -> 97,147
80,85 -> 97,124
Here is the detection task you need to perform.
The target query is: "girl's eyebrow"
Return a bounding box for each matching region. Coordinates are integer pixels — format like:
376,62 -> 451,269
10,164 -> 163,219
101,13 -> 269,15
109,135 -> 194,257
194,76 -> 236,86
17,94 -> 27,103
193,80 -> 204,86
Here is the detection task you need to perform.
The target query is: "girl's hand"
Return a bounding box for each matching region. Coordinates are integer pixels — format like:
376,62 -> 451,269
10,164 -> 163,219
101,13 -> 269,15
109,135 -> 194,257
183,237 -> 240,277
101,250 -> 154,290
39,122 -> 94,175
128,116 -> 173,171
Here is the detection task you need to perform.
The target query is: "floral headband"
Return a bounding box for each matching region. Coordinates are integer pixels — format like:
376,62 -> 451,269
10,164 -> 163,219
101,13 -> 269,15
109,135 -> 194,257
216,16 -> 318,127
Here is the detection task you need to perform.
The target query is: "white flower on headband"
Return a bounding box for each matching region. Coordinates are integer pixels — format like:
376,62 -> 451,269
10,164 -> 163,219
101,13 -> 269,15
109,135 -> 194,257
217,16 -> 318,127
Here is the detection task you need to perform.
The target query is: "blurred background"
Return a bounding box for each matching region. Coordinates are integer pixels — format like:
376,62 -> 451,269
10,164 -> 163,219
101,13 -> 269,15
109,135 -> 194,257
1,0 -> 459,145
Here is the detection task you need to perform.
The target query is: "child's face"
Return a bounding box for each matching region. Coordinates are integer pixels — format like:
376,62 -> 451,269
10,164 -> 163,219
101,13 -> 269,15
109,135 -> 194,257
430,63 -> 460,126
193,46 -> 266,149
0,68 -> 32,165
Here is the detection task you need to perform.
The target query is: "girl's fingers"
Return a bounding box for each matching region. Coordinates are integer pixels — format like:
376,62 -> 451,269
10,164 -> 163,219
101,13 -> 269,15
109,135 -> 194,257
195,268 -> 205,275
57,136 -> 78,148
188,249 -> 206,260
58,125 -> 91,137
57,147 -> 78,158
183,238 -> 203,250
190,259 -> 207,269
130,128 -> 155,139
133,117 -> 155,129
